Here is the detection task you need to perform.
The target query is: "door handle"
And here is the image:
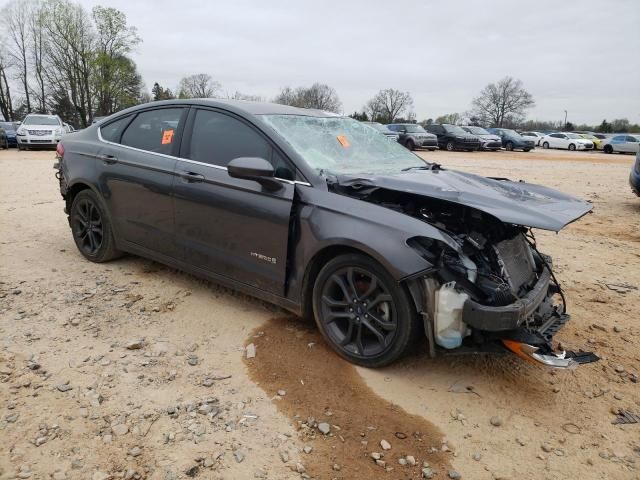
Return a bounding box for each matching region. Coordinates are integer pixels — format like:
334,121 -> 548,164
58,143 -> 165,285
180,171 -> 205,182
98,154 -> 118,165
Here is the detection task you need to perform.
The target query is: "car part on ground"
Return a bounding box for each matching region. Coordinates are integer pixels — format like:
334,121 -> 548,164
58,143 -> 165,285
488,128 -> 535,151
55,99 -> 595,369
16,114 -> 64,150
601,134 -> 640,154
424,124 -> 481,151
461,126 -> 502,151
386,123 -> 438,151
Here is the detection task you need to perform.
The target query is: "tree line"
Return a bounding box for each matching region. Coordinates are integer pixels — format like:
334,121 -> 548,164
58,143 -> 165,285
1,4 -> 637,133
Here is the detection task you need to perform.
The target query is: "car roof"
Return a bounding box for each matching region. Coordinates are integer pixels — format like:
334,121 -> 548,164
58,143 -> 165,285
114,98 -> 340,118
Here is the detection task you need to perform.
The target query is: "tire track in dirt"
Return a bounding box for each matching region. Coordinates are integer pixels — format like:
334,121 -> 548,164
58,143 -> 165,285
245,316 -> 452,479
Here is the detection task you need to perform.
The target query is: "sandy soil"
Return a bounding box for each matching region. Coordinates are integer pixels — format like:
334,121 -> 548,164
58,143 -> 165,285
0,147 -> 638,480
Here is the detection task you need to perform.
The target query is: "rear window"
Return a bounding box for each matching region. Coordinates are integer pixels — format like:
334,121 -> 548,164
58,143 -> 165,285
121,108 -> 185,155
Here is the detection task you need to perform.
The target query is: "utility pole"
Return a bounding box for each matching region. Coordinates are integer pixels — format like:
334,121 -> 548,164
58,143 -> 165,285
564,110 -> 568,130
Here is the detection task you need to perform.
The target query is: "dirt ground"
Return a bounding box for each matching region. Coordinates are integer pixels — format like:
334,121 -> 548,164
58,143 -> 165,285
0,147 -> 638,480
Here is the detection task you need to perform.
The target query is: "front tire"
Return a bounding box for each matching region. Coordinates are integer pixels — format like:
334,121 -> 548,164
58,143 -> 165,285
446,141 -> 455,151
604,145 -> 613,154
505,141 -> 514,151
542,142 -> 550,149
568,143 -> 576,151
312,253 -> 420,368
405,139 -> 415,151
70,189 -> 121,263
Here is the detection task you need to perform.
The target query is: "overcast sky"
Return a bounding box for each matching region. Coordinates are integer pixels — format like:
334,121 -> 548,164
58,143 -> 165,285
78,0 -> 640,124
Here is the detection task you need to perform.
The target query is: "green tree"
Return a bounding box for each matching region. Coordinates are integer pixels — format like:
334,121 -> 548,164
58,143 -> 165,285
151,82 -> 175,101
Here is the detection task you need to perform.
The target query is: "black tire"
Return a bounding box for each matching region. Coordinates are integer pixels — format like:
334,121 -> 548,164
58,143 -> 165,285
70,189 -> 121,263
568,143 -> 576,151
542,142 -> 549,149
17,144 -> 23,151
505,141 -> 514,151
1,138 -> 7,149
523,149 -> 531,152
405,139 -> 415,151
604,145 -> 613,154
446,141 -> 455,151
312,253 -> 420,368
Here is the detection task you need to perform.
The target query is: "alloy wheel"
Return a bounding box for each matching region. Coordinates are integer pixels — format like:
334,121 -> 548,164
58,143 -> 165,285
72,198 -> 104,256
318,266 -> 397,358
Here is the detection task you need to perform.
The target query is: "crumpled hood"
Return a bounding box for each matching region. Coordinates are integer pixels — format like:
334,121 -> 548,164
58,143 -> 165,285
338,169 -> 592,231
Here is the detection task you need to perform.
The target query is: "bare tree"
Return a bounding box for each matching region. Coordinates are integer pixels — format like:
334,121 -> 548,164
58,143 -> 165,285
227,90 -> 264,102
273,83 -> 342,113
41,0 -> 96,126
1,0 -> 33,112
363,89 -> 413,124
471,76 -> 534,127
177,73 -> 221,98
29,2 -> 47,113
435,112 -> 463,125
0,53 -> 14,120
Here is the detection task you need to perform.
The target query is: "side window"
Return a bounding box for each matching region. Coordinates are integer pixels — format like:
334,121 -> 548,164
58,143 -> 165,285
613,135 -> 625,142
121,108 -> 185,155
187,109 -> 271,168
100,115 -> 132,143
387,125 -> 397,132
626,136 -> 638,143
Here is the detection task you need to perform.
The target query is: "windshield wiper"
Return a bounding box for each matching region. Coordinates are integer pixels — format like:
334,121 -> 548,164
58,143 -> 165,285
401,163 -> 441,172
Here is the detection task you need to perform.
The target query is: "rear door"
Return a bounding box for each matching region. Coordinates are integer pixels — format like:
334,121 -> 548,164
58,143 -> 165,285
173,107 -> 296,296
97,106 -> 187,257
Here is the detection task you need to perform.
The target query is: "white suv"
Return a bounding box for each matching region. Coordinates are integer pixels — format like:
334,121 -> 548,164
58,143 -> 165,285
17,114 -> 65,150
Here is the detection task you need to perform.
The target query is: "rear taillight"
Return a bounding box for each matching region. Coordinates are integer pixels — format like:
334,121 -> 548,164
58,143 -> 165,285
56,142 -> 64,159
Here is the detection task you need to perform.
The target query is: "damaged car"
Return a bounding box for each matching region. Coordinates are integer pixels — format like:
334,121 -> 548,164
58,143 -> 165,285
55,99 -> 595,369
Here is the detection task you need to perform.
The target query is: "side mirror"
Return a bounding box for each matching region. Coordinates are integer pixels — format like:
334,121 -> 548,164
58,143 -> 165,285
227,157 -> 282,191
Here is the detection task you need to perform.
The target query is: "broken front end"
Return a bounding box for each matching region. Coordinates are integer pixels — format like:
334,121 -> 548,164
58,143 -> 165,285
402,201 -> 597,368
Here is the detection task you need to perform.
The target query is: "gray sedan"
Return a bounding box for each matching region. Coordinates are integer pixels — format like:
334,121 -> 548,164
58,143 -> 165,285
601,134 -> 640,154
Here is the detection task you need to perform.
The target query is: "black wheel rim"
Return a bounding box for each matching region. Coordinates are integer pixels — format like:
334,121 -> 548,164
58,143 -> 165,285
72,199 -> 103,255
319,267 -> 397,358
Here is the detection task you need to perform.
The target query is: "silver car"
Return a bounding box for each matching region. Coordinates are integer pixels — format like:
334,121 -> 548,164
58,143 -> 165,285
461,126 -> 502,151
17,114 -> 65,150
600,134 -> 640,154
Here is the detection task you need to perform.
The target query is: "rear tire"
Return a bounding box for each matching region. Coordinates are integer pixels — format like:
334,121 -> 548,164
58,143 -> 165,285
568,143 -> 576,151
70,189 -> 121,263
542,142 -> 549,149
312,253 -> 420,368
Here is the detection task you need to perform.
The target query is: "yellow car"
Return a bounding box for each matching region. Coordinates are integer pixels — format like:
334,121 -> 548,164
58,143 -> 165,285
576,133 -> 601,150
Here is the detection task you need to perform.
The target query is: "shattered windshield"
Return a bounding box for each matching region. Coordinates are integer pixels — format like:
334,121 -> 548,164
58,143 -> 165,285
261,115 -> 427,175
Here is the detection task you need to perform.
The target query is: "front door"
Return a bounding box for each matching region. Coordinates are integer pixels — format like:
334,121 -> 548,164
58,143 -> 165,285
173,108 -> 296,296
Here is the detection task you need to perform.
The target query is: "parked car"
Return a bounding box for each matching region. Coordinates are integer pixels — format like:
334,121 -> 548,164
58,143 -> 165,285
488,128 -> 535,151
424,124 -> 481,151
63,123 -> 75,134
460,126 -> 502,151
600,134 -> 640,154
16,114 -> 65,150
0,125 -> 8,149
540,132 -> 593,151
0,121 -> 18,147
54,99 -> 594,369
630,149 -> 640,196
520,131 -> 546,146
362,121 -> 400,142
386,123 -> 438,151
572,132 -> 601,150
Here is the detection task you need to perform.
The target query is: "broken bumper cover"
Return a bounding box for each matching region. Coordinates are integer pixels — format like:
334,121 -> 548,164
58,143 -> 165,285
462,267 -> 551,331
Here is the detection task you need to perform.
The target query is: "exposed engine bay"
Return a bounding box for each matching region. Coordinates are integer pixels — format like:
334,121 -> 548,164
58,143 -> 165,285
332,179 -> 599,368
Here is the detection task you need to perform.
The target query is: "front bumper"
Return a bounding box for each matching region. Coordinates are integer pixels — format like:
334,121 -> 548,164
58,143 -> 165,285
18,136 -> 61,147
418,138 -> 438,149
480,140 -> 502,150
462,267 -> 552,331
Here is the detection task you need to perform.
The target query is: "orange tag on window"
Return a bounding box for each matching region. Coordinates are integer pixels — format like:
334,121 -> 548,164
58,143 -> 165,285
161,129 -> 174,145
336,134 -> 350,148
